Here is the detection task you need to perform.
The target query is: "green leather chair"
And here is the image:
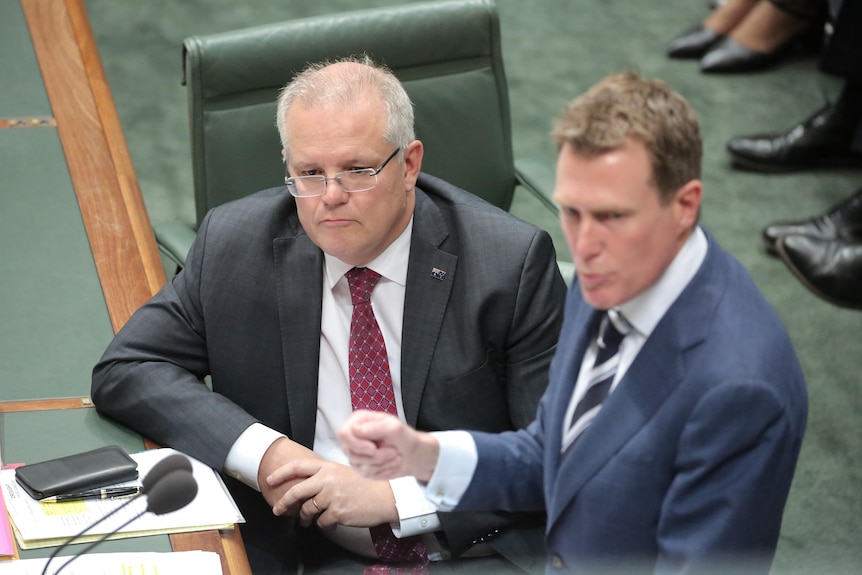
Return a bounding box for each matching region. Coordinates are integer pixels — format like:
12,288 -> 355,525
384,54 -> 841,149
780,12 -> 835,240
157,0 -> 571,281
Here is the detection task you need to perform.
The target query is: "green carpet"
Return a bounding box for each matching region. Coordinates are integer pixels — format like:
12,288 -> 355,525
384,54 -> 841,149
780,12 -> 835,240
83,0 -> 861,572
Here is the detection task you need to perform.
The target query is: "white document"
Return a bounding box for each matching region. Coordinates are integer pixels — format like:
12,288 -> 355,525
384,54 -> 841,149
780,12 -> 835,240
0,448 -> 244,549
0,550 -> 222,574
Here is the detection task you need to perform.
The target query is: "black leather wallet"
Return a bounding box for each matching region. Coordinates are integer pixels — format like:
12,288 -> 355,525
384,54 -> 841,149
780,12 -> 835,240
14,445 -> 139,500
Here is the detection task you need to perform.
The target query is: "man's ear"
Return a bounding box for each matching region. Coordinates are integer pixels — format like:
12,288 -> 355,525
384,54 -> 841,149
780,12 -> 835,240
402,140 -> 424,189
674,179 -> 702,232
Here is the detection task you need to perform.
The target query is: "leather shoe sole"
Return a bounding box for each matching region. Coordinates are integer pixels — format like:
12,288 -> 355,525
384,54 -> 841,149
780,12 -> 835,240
761,188 -> 862,255
726,104 -> 862,173
776,235 -> 862,310
667,26 -> 724,59
729,149 -> 862,173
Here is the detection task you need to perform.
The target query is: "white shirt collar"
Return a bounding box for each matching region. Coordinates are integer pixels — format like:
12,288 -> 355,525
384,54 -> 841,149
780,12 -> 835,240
323,217 -> 413,289
615,226 -> 708,339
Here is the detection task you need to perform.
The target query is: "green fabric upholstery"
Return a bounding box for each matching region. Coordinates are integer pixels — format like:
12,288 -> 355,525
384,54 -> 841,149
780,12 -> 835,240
158,0 -> 557,270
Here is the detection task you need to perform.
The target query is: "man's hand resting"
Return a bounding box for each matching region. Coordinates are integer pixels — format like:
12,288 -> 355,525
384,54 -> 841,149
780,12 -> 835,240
257,436 -> 322,507
267,459 -> 398,529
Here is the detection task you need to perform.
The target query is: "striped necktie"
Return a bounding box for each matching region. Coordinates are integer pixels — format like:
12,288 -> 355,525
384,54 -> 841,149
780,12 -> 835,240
566,310 -> 631,443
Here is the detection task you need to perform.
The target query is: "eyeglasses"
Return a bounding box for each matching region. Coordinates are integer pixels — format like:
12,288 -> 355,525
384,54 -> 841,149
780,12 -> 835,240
284,148 -> 401,198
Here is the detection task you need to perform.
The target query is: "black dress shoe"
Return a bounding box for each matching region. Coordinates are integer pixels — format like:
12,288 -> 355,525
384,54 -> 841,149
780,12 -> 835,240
726,103 -> 862,172
761,188 -> 862,255
667,26 -> 725,59
776,235 -> 862,309
699,37 -> 786,73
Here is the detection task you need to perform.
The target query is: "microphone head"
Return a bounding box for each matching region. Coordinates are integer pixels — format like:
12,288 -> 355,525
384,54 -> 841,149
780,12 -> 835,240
141,453 -> 193,494
145,469 -> 198,515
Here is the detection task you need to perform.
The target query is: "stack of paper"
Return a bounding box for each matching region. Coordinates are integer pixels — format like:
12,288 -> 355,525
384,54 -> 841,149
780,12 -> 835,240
0,448 -> 244,550
0,550 -> 222,574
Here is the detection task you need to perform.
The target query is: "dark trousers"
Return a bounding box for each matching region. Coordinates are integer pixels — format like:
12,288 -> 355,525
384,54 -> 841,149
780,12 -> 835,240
299,525 -> 530,575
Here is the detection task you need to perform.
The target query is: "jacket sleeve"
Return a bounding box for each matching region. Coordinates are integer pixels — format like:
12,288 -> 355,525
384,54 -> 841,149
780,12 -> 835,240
91,210 -> 257,470
655,380 -> 804,574
502,228 -> 567,428
436,227 -> 564,567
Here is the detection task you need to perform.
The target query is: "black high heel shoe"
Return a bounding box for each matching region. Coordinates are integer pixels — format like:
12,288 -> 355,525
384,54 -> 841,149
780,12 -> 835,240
666,25 -> 725,59
699,20 -> 823,73
699,37 -> 785,72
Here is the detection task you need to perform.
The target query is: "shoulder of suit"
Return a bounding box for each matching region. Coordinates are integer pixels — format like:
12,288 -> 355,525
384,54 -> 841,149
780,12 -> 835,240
208,186 -> 296,219
416,172 -> 536,228
202,186 -> 300,239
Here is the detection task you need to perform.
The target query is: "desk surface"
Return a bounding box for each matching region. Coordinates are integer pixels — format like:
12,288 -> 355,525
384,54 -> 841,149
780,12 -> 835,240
1,0 -> 160,405
0,115 -> 114,403
0,409 -> 171,558
0,1 -> 250,572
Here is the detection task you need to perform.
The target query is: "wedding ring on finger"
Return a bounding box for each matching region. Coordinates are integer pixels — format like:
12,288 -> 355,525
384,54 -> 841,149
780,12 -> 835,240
312,498 -> 321,512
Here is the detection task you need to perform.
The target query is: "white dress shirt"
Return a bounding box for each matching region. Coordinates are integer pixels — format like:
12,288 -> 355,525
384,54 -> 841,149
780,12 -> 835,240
223,218 -> 443,558
425,227 -> 709,510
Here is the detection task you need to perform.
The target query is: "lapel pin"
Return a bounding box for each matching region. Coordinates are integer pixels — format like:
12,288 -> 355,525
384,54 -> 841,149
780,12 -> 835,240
430,267 -> 446,281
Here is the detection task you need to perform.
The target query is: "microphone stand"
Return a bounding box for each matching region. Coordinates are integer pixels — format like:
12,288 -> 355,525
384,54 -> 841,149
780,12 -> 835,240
39,493 -> 145,575
44,508 -> 149,575
39,457 -> 196,575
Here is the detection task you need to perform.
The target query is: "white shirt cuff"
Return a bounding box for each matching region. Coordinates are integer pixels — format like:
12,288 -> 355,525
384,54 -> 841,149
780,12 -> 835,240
223,423 -> 286,491
424,430 -> 478,511
389,476 -> 440,537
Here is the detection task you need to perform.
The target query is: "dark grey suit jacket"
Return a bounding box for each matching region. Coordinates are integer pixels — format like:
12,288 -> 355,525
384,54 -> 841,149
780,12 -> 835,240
92,173 -> 566,573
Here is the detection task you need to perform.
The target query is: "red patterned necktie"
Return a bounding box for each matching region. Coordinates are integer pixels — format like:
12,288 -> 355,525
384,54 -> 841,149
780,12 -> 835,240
346,267 -> 429,575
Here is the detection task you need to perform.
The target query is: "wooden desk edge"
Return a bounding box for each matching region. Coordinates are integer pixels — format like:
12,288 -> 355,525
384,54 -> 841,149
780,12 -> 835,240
17,1 -> 251,572
0,398 -> 94,413
22,0 -> 167,335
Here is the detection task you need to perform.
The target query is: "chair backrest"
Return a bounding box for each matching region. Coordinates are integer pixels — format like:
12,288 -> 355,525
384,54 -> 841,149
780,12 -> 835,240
182,0 -> 518,225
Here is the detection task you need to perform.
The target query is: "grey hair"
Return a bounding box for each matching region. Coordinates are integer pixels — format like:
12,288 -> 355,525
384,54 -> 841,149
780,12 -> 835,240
276,55 -> 414,162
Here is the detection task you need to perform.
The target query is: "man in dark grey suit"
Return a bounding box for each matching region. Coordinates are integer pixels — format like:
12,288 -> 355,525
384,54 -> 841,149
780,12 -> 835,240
340,72 -> 808,575
91,57 -> 565,574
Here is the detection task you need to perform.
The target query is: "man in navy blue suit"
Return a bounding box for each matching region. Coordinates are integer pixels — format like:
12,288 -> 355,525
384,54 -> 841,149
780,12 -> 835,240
331,72 -> 808,574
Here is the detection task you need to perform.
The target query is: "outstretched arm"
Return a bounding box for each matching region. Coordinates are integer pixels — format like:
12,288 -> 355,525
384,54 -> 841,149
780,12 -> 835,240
338,410 -> 440,482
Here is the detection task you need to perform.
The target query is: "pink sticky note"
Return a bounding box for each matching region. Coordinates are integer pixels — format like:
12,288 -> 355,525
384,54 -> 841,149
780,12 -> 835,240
0,489 -> 14,556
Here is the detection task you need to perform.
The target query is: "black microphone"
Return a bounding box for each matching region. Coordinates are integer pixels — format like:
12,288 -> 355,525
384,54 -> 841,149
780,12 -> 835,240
141,453 -> 194,494
40,455 -> 196,575
140,469 -> 199,515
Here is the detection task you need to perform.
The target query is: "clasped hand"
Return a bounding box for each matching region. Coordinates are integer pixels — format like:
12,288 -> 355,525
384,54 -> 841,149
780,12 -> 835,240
266,459 -> 397,529
261,410 -> 438,530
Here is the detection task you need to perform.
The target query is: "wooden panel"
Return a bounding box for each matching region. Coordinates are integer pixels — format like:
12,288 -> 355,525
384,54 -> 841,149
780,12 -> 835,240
16,1 -> 251,572
0,118 -> 55,128
0,398 -> 92,413
170,529 -> 252,575
21,0 -> 166,334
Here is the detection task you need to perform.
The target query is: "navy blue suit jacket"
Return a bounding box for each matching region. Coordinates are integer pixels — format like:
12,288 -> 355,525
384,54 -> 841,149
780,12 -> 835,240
460,230 -> 807,574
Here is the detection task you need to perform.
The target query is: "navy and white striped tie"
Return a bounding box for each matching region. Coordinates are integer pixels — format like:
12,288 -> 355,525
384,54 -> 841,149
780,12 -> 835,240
567,310 -> 631,443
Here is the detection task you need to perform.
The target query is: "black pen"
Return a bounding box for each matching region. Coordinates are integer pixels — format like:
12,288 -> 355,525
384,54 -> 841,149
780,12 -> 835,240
40,486 -> 141,503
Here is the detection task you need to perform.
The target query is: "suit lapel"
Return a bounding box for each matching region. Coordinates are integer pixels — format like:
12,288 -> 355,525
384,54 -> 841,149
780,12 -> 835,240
400,191 -> 457,426
273,232 -> 323,449
547,320 -> 687,528
547,234 -> 723,529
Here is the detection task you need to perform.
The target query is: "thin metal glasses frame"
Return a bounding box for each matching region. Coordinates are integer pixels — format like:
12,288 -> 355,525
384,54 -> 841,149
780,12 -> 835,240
284,147 -> 401,198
